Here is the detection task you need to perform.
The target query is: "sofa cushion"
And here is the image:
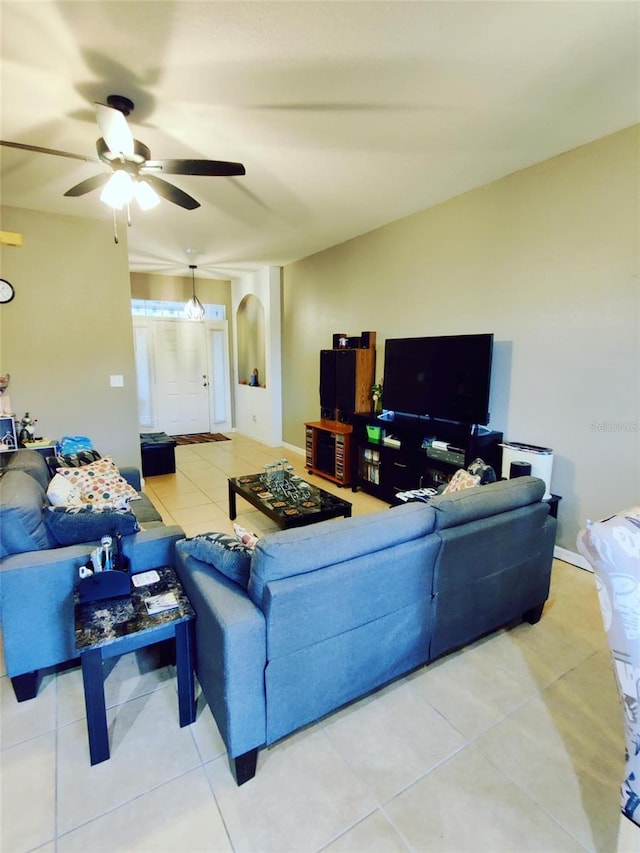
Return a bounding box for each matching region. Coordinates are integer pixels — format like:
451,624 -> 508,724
430,475 -> 546,530
56,456 -> 140,507
5,449 -> 51,491
129,492 -> 163,526
248,502 -> 435,608
178,532 -> 252,588
43,505 -> 140,546
0,469 -> 55,556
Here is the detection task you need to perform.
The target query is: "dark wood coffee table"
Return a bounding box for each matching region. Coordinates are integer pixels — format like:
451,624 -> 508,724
228,471 -> 352,530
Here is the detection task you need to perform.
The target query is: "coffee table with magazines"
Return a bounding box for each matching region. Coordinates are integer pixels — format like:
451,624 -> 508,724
228,465 -> 352,530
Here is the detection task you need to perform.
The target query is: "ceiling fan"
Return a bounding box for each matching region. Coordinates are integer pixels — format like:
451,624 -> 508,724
0,94 -> 246,212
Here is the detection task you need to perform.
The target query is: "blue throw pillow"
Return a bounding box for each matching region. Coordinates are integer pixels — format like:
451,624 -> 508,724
179,532 -> 252,589
43,505 -> 140,546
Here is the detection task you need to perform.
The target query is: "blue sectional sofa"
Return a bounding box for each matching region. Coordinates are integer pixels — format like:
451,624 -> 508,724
175,474 -> 556,784
0,449 -> 184,700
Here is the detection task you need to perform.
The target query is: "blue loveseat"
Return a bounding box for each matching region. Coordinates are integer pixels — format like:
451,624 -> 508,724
175,474 -> 556,784
0,449 -> 184,700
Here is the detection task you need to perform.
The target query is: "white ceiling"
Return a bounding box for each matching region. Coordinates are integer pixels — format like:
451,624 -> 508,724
1,1 -> 638,279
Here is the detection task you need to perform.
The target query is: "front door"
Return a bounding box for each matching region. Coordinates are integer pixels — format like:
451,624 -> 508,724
153,321 -> 210,434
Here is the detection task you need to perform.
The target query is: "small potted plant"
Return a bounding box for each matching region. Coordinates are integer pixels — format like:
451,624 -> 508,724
371,381 -> 383,414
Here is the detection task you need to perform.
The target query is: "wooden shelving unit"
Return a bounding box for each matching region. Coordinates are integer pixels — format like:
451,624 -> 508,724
305,420 -> 353,486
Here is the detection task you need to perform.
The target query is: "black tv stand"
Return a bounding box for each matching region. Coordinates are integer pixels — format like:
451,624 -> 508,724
351,412 -> 503,503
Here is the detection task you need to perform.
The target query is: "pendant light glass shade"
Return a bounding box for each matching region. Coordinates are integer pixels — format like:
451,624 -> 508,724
185,265 -> 205,320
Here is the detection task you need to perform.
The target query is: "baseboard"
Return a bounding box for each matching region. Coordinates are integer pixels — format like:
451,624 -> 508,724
282,440 -> 305,457
554,545 -> 592,571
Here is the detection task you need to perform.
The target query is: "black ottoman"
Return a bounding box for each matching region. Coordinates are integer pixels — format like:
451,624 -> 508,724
140,432 -> 176,476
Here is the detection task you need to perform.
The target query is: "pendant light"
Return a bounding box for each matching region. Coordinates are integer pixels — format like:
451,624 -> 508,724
185,264 -> 205,320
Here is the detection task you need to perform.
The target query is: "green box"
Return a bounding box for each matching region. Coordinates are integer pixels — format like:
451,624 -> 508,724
366,425 -> 382,442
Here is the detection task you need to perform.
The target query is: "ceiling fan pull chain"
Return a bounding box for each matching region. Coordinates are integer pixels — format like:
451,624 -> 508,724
126,204 -> 132,228
113,208 -> 119,244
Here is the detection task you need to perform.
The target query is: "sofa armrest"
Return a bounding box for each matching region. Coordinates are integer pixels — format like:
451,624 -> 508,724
0,525 -> 185,678
175,545 -> 267,759
120,466 -> 141,491
122,525 -> 184,572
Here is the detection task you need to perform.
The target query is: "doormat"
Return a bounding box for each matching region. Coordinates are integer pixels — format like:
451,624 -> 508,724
171,433 -> 231,445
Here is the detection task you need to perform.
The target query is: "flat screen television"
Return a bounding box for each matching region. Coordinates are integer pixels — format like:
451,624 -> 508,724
381,333 -> 494,426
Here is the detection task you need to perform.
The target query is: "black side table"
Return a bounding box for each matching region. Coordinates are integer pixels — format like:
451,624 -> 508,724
545,494 -> 562,519
74,566 -> 196,765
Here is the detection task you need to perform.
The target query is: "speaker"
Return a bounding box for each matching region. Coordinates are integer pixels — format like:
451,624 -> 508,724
335,349 -> 356,420
510,461 -> 532,478
318,340 -> 376,421
319,350 -> 337,417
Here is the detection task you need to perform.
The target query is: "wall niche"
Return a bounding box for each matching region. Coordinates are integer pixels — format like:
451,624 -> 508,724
237,294 -> 266,387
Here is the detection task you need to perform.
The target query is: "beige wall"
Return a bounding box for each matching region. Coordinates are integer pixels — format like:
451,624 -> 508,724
130,271 -> 232,310
282,126 -> 640,551
0,206 -> 140,467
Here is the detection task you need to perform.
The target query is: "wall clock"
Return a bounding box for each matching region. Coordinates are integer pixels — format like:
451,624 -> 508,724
0,279 -> 15,304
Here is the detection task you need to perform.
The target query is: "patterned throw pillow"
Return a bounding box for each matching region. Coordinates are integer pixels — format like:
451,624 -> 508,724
179,532 -> 252,588
467,457 -> 497,485
233,522 -> 259,549
56,456 -> 140,508
46,449 -> 101,478
442,468 -> 481,495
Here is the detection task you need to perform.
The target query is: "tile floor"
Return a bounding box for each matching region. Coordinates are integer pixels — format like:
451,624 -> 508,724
0,434 -> 632,852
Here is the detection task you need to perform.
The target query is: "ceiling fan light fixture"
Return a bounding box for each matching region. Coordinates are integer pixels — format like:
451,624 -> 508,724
134,179 -> 161,210
185,264 -> 205,320
100,170 -> 134,209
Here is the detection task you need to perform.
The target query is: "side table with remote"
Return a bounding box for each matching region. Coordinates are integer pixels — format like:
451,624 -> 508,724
74,566 -> 196,765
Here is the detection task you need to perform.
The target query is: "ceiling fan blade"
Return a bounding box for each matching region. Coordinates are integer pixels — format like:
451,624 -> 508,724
95,103 -> 134,157
142,174 -> 200,210
64,172 -> 110,197
143,159 -> 246,177
0,139 -> 99,163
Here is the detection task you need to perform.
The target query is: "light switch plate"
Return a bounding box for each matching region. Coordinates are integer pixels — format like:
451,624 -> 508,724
110,374 -> 124,387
